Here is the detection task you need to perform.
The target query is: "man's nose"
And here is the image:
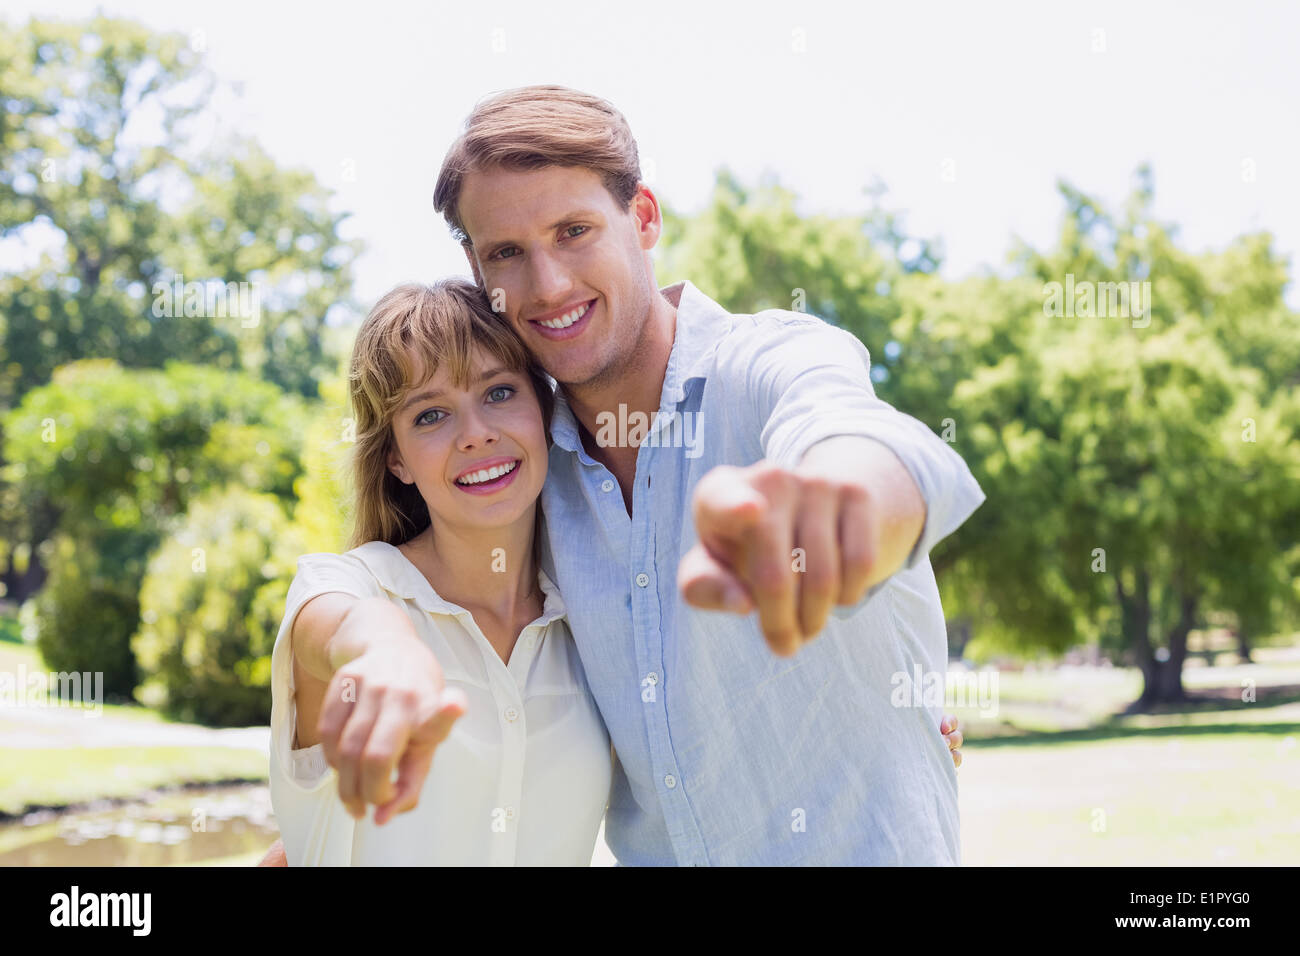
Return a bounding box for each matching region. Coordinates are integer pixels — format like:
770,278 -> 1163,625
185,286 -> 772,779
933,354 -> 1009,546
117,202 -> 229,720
526,250 -> 573,306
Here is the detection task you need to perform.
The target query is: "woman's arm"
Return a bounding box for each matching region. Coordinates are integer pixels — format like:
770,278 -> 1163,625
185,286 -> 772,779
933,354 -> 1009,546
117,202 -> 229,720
289,593 -> 467,823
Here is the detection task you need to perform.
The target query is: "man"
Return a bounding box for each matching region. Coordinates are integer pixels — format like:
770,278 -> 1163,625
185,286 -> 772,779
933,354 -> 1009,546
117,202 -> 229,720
428,86 -> 984,865
261,85 -> 979,867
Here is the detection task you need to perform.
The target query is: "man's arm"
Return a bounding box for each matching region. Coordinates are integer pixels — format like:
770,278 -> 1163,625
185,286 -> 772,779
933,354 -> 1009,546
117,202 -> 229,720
678,313 -> 984,654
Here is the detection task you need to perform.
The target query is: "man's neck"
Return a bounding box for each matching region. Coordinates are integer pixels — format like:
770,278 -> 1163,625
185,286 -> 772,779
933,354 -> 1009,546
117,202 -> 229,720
563,283 -> 682,472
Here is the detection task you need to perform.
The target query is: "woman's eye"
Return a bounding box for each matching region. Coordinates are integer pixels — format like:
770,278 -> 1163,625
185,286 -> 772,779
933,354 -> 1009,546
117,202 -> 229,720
564,225 -> 588,239
490,247 -> 518,261
487,385 -> 515,403
415,409 -> 444,426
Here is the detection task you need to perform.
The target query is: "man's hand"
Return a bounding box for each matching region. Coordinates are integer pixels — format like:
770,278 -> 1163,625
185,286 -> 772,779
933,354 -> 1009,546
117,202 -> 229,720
678,437 -> 925,655
942,714 -> 963,768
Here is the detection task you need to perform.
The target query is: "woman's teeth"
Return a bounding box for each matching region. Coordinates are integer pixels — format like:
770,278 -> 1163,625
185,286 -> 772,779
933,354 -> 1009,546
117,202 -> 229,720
456,460 -> 519,486
537,301 -> 591,329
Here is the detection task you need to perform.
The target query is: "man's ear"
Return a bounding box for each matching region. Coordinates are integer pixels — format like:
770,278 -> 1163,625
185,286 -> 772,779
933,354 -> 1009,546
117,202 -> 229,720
631,182 -> 663,252
462,242 -> 484,287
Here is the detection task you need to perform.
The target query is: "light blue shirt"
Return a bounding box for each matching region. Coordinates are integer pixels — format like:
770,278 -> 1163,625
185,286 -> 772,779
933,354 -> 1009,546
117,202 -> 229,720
540,280 -> 985,865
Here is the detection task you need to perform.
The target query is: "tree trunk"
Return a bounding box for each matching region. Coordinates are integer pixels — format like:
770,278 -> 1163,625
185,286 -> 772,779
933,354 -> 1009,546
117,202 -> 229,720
1235,626 -> 1253,664
1118,572 -> 1195,711
0,552 -> 47,603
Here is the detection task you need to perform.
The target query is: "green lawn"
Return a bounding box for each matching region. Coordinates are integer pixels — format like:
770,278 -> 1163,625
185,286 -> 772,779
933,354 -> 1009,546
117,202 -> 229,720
960,728 -> 1299,865
951,645 -> 1300,864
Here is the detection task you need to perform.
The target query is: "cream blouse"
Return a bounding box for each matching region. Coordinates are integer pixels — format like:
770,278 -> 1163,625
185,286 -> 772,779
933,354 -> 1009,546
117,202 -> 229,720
268,541 -> 612,866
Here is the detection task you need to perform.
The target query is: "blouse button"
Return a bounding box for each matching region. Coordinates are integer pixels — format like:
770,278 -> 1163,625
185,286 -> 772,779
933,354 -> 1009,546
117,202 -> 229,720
504,707 -> 519,722
601,479 -> 614,493
664,774 -> 677,789
505,806 -> 515,820
635,572 -> 650,588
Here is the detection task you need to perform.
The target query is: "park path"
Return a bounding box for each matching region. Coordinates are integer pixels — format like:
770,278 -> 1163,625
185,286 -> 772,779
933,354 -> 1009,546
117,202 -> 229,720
0,703 -> 269,752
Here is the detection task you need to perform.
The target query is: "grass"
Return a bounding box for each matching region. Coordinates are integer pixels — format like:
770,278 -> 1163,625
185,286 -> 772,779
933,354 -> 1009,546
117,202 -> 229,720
959,729 -> 1300,865
951,645 -> 1300,865
0,747 -> 268,817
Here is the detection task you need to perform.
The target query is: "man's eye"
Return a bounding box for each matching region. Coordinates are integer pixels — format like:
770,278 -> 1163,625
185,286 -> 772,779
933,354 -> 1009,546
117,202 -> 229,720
490,247 -> 518,261
415,409 -> 444,426
487,385 -> 515,403
564,225 -> 588,239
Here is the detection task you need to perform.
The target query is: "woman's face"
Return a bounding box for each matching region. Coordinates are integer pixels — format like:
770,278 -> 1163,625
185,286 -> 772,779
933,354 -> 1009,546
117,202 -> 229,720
387,344 -> 548,536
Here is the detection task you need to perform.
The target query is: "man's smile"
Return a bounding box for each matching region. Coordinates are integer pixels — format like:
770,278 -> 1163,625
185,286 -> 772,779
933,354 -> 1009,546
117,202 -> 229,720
527,298 -> 596,340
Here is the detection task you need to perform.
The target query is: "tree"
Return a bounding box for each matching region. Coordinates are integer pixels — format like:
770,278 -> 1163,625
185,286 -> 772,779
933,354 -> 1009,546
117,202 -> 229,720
0,14 -> 362,599
659,167 -> 1300,709
2,359 -> 309,695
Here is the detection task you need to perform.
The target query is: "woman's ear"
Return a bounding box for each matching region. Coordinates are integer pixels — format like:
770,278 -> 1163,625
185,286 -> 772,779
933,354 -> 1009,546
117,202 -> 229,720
387,448 -> 414,486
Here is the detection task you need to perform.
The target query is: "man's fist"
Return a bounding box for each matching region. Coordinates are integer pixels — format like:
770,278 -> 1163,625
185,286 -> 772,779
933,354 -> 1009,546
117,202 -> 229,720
678,438 -> 924,655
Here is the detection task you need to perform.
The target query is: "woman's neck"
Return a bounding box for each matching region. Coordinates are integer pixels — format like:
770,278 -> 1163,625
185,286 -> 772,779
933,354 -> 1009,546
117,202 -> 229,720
399,509 -> 541,624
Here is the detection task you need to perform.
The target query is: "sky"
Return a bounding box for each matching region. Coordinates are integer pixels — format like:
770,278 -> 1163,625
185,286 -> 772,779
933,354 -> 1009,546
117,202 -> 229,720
7,0 -> 1300,310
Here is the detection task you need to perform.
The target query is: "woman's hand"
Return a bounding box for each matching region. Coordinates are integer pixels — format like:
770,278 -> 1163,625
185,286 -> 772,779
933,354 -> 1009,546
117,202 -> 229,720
315,600 -> 467,825
941,714 -> 963,768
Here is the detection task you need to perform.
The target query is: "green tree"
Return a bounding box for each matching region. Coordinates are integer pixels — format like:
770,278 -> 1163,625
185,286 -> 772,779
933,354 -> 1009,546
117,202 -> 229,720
660,168 -> 1300,709
0,14 -> 362,598
2,359 -> 309,694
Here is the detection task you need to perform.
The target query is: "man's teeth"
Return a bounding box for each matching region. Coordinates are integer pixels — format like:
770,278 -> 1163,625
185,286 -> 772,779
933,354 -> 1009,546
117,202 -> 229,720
537,301 -> 591,329
456,460 -> 519,486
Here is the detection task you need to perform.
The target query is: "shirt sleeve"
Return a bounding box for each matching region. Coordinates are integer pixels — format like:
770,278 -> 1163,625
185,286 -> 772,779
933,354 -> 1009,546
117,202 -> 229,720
268,552 -> 383,865
737,312 -> 985,584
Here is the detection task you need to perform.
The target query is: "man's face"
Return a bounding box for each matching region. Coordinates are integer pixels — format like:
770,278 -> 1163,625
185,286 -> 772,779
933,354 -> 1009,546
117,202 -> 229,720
459,164 -> 661,392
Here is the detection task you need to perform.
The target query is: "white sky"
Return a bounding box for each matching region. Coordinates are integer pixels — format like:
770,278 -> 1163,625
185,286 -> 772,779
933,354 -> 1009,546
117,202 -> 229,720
8,0 -> 1300,310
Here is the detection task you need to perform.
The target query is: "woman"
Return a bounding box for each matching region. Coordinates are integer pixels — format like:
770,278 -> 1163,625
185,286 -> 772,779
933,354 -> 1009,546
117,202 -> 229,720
266,278 -> 964,866
269,278 -> 610,865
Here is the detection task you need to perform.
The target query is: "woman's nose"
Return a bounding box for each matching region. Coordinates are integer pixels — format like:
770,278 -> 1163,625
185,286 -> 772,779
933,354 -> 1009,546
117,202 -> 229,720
456,406 -> 499,449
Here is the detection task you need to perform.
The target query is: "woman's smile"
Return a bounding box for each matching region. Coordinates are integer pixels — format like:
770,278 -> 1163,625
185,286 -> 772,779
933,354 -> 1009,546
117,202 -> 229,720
453,456 -> 522,495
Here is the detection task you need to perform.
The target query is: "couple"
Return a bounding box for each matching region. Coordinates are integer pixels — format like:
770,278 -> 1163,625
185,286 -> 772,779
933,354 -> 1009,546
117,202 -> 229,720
265,85 -> 985,866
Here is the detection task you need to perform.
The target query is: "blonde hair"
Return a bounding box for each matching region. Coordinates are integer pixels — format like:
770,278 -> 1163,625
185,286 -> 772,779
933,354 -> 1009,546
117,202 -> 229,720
346,279 -> 555,550
433,85 -> 642,246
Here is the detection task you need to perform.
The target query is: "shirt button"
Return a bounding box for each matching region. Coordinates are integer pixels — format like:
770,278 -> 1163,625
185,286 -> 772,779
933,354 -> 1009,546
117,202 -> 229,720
504,707 -> 519,722
664,774 -> 677,789
635,572 -> 650,588
646,672 -> 659,685
505,806 -> 515,820
601,478 -> 614,492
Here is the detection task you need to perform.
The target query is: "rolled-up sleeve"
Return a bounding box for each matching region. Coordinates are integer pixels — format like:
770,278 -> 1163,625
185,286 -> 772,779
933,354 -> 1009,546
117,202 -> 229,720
742,313 -> 985,570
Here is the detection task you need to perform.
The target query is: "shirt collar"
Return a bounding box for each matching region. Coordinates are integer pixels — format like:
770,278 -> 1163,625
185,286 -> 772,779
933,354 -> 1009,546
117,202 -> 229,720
548,279 -> 734,456
348,540 -> 567,626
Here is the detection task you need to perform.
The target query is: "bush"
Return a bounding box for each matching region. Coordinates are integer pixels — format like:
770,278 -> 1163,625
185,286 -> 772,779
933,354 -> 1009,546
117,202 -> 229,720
33,527 -> 157,698
132,486 -> 305,726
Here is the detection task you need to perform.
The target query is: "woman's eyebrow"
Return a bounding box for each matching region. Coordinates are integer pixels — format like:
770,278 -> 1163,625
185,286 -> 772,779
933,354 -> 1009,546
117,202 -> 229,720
400,367 -> 512,411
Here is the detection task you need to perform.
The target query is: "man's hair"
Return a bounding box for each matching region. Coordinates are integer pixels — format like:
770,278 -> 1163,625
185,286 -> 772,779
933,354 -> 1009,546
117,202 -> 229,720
433,85 -> 642,246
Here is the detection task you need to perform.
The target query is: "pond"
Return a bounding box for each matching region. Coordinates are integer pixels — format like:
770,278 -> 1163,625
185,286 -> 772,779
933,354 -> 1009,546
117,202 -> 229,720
0,784 -> 279,866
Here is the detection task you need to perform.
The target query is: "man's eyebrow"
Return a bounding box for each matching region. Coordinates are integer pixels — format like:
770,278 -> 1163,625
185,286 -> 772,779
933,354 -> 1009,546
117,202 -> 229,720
480,211 -> 602,252
399,366 -> 512,411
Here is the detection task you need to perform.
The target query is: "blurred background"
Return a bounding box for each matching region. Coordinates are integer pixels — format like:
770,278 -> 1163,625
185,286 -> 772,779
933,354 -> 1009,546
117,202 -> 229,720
1,1 -> 1297,866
